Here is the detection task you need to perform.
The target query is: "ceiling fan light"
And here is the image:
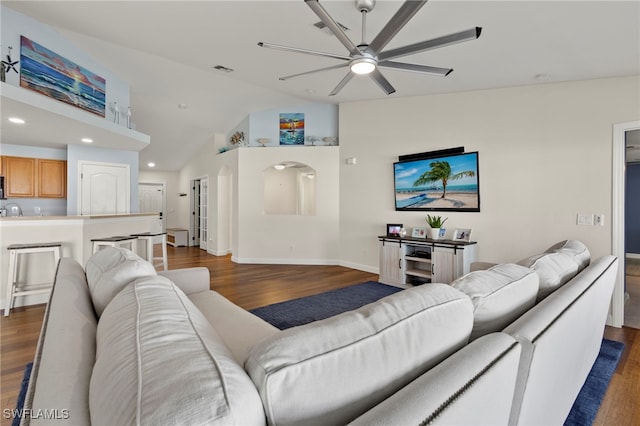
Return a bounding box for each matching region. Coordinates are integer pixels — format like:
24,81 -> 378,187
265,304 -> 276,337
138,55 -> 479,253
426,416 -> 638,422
350,58 -> 376,75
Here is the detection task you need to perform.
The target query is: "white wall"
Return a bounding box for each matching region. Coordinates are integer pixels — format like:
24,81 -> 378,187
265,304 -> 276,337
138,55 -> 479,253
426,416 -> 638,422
176,133 -> 223,249
339,76 -> 640,271
1,5 -> 130,123
235,146 -> 340,264
227,103 -> 338,148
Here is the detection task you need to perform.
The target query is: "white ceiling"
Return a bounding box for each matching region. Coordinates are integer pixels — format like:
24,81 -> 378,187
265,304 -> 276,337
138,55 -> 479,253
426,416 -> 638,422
3,1 -> 640,170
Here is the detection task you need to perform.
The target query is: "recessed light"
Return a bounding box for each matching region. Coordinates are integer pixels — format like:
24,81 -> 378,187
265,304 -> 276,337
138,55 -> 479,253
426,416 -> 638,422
147,162 -> 156,167
8,117 -> 25,124
81,138 -> 93,143
178,103 -> 188,109
274,164 -> 286,170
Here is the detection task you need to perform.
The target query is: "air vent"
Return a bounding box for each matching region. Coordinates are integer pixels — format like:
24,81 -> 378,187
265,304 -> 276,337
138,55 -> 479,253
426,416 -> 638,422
213,65 -> 234,72
313,21 -> 349,35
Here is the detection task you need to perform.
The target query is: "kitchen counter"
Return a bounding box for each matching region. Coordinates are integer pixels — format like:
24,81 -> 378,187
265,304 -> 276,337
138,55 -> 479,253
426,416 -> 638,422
0,213 -> 157,310
0,213 -> 157,221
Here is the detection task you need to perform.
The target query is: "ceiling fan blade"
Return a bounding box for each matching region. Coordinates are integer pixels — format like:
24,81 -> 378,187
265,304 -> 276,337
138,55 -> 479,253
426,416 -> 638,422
279,62 -> 350,81
367,0 -> 428,54
369,69 -> 396,95
378,61 -> 452,76
329,72 -> 354,96
305,0 -> 361,56
379,27 -> 482,61
258,42 -> 351,61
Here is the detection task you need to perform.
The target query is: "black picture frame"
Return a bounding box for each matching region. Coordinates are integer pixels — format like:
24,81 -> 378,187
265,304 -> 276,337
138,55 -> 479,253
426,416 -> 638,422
386,224 -> 403,237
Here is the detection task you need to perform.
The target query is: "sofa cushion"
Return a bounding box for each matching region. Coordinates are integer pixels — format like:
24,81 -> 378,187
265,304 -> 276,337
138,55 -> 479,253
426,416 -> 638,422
85,247 -> 157,316
189,290 -> 279,365
518,252 -> 579,301
451,263 -> 539,340
23,258 -> 96,426
546,240 -> 591,272
90,275 -> 265,425
245,284 -> 473,426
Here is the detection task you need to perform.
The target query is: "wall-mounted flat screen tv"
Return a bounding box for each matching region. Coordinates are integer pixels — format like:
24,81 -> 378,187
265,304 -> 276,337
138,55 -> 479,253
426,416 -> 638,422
394,151 -> 480,212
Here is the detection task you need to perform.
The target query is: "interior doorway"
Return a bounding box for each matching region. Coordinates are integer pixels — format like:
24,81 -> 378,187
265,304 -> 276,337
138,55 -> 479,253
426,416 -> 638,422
190,177 -> 209,250
624,129 -> 640,328
138,182 -> 165,233
78,161 -> 130,215
612,121 -> 640,327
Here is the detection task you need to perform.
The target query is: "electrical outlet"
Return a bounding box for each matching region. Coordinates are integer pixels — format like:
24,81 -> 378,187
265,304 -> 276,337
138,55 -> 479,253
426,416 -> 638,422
594,214 -> 604,226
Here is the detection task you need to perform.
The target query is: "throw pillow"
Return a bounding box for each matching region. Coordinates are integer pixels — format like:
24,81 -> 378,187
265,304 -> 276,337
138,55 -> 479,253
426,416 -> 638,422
85,246 -> 157,316
518,252 -> 579,301
451,263 -> 539,340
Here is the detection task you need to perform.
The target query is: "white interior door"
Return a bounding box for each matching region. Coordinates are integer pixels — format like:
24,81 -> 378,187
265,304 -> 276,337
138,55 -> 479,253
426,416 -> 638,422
79,161 -> 130,215
199,178 -> 208,250
139,183 -> 165,233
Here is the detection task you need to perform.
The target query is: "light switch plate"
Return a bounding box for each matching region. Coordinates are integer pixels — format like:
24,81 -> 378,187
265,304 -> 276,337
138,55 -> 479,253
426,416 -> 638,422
577,213 -> 594,226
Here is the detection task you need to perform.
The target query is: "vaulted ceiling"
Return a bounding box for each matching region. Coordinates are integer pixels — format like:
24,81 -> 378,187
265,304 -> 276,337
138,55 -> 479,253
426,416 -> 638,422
4,1 -> 640,170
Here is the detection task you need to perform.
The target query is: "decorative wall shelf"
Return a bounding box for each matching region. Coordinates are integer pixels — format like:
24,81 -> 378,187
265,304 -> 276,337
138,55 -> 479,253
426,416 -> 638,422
1,82 -> 150,152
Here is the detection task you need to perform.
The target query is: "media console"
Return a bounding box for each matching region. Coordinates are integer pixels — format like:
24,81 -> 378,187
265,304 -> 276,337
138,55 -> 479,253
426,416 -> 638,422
378,236 -> 477,287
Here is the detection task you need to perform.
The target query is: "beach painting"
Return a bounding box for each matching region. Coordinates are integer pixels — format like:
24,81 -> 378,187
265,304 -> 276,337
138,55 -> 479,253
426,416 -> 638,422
20,36 -> 106,117
394,151 -> 480,212
279,113 -> 304,145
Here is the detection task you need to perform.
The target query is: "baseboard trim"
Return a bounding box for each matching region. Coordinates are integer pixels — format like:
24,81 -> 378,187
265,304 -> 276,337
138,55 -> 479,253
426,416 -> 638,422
208,249 -> 231,256
232,256 -> 340,266
626,253 -> 640,260
338,260 -> 379,275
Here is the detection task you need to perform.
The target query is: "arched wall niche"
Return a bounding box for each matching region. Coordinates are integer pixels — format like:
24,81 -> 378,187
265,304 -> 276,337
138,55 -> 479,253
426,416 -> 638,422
263,161 -> 316,216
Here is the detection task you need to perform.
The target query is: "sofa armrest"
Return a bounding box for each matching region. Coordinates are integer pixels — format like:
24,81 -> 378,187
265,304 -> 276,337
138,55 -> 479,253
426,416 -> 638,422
349,333 -> 521,426
470,261 -> 498,271
158,267 -> 210,294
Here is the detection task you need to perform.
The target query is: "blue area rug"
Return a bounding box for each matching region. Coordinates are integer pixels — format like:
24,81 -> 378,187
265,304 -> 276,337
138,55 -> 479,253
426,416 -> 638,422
564,338 -> 625,425
13,362 -> 32,426
250,281 -> 402,329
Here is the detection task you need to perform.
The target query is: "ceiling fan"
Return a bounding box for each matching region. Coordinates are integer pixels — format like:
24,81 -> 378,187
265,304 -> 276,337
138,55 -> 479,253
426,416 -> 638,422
258,0 -> 482,96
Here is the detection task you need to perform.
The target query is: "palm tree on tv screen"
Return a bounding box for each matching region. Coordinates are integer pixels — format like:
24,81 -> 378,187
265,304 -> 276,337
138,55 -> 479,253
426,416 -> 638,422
413,161 -> 475,198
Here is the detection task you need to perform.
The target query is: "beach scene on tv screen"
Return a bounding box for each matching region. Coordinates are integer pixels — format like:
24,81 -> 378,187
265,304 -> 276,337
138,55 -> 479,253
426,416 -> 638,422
394,153 -> 479,210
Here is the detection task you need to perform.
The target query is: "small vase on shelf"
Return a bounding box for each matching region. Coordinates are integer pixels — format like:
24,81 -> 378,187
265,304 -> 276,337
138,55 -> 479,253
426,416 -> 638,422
425,214 -> 447,240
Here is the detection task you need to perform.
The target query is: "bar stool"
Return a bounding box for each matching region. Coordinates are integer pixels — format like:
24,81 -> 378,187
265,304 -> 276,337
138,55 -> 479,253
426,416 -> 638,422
130,231 -> 168,271
91,236 -> 138,254
5,242 -> 62,316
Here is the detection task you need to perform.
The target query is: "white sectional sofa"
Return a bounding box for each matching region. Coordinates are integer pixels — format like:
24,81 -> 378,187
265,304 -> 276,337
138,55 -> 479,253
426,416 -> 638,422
21,240 -> 617,425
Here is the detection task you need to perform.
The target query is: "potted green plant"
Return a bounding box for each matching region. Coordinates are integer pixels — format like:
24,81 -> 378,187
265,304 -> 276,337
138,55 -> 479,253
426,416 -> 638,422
425,214 -> 447,240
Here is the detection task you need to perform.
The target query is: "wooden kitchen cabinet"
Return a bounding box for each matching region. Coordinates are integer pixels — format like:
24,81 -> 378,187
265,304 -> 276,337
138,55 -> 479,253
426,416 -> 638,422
2,156 -> 36,198
37,159 -> 67,198
1,156 -> 67,198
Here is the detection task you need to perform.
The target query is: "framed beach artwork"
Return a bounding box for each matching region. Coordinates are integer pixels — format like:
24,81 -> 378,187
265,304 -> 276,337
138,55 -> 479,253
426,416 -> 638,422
453,228 -> 472,242
412,227 -> 427,238
279,113 -> 305,145
19,36 -> 106,117
393,151 -> 480,212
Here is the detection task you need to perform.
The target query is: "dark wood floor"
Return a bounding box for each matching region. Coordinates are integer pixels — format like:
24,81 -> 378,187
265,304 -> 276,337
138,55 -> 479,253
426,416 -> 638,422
1,246 -> 639,425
